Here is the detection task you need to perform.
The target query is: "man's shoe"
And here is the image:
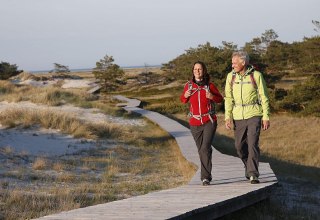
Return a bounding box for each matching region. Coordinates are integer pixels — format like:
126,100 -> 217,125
202,179 -> 210,186
250,176 -> 260,184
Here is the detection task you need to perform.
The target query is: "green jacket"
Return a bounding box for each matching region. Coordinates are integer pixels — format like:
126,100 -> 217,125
224,67 -> 270,121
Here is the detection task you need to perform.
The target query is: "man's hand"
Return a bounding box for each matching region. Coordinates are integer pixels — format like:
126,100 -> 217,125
225,119 -> 232,130
262,120 -> 270,130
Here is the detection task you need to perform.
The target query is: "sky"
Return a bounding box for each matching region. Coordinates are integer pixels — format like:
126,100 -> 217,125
0,0 -> 319,71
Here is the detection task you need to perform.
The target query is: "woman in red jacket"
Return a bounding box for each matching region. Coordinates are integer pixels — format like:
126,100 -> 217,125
180,61 -> 223,186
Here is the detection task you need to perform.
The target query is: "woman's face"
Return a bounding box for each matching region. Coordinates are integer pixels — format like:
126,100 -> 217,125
193,63 -> 204,81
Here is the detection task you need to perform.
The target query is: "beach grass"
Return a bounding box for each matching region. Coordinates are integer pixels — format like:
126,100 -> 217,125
0,120 -> 195,219
0,68 -> 319,219
0,79 -> 195,219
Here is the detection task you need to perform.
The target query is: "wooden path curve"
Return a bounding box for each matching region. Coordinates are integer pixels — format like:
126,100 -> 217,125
36,95 -> 277,220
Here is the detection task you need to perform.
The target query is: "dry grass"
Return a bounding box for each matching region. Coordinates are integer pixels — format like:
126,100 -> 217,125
1,146 -> 14,154
1,189 -> 80,219
274,76 -> 308,90
0,80 -> 16,94
0,81 -> 96,107
53,162 -> 65,172
0,112 -> 195,220
32,157 -> 47,170
123,67 -> 164,77
215,114 -> 320,168
259,115 -> 320,167
56,173 -> 76,182
0,108 -> 122,140
0,132 -> 194,220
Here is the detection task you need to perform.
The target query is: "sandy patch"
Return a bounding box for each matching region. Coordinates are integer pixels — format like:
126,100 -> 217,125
0,99 -> 144,157
61,79 -> 98,89
12,77 -> 98,89
0,127 -> 104,156
15,79 -> 59,87
0,101 -> 144,126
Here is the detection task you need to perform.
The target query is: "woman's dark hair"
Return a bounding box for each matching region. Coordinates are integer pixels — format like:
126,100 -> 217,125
192,61 -> 210,85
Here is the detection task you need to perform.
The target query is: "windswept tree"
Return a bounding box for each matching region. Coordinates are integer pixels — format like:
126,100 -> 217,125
92,54 -> 124,92
51,63 -> 70,74
0,61 -> 23,80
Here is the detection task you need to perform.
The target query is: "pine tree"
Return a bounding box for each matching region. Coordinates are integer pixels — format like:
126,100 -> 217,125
92,54 -> 124,92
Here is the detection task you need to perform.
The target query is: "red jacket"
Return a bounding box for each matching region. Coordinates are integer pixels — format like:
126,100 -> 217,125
180,81 -> 223,126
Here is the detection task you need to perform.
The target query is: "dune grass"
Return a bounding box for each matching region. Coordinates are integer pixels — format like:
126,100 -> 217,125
0,108 -> 123,140
0,80 -> 130,120
0,80 -> 95,105
0,80 -> 195,219
0,119 -> 195,220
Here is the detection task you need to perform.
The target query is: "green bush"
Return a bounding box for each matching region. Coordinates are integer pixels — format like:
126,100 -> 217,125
0,61 -> 23,80
278,74 -> 320,116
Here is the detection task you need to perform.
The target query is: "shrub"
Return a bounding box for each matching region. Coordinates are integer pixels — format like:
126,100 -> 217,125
0,61 -> 23,80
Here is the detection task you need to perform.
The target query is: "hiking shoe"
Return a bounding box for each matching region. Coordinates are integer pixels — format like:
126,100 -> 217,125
250,176 -> 260,184
202,179 -> 210,186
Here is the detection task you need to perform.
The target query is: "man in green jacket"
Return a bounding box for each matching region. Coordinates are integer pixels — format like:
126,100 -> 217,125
225,51 -> 270,184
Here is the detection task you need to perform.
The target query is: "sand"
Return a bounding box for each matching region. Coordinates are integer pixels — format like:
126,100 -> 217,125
0,78 -> 143,157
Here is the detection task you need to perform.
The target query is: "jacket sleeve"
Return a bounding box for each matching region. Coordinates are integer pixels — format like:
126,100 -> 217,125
255,71 -> 270,121
209,83 -> 223,103
180,82 -> 189,103
224,73 -> 233,120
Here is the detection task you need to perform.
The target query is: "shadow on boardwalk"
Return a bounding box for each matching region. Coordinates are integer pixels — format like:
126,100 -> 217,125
35,96 -> 277,220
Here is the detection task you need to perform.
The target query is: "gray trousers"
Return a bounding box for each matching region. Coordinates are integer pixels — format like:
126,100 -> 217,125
234,116 -> 262,177
190,121 -> 217,181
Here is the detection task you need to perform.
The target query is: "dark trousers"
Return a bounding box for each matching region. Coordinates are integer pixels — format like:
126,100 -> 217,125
234,116 -> 262,177
190,120 -> 217,181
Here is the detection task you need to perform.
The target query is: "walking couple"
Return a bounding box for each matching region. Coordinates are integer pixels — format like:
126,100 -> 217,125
180,51 -> 270,186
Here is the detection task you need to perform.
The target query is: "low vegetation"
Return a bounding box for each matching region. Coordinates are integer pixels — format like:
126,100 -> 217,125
0,119 -> 195,219
0,75 -> 196,219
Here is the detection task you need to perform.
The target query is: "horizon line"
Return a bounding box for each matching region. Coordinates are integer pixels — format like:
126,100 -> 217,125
29,64 -> 163,74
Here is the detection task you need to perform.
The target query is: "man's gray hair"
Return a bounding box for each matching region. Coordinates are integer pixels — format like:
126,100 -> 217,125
232,51 -> 250,64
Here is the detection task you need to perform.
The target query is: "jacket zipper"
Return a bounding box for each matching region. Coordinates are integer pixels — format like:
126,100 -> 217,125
240,75 -> 245,119
198,85 -> 203,124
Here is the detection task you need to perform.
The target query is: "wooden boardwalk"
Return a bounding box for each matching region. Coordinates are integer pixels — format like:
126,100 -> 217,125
36,96 -> 277,220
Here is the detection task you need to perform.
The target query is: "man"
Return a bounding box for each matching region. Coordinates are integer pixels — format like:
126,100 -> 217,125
224,51 -> 270,184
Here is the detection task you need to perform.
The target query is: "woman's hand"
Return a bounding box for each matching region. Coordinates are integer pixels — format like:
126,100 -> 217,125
184,90 -> 192,98
206,91 -> 213,99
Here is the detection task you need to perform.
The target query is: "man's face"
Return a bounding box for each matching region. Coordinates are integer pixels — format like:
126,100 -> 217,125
232,56 -> 246,73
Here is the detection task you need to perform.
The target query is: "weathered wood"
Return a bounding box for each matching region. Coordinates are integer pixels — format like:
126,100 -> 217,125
35,96 -> 277,220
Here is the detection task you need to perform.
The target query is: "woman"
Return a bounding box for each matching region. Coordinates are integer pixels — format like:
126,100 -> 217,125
180,61 -> 223,186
